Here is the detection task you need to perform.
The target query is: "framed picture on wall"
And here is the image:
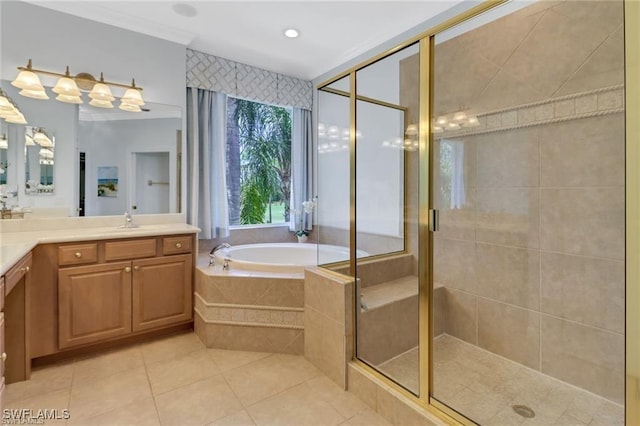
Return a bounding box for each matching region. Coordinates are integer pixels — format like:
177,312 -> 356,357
97,166 -> 118,197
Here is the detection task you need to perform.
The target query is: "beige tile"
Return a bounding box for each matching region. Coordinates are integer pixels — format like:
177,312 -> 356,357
147,348 -> 220,395
194,309 -> 208,345
433,40 -> 501,114
208,409 -> 256,426
433,237 -> 476,293
500,9 -> 596,100
68,397 -> 159,426
246,381 -> 345,426
347,364 -> 377,410
301,376 -> 369,419
378,348 -> 419,395
357,296 -> 418,366
433,285 -> 446,337
155,375 -> 243,425
342,408 -> 391,425
5,362 -> 73,405
210,276 -> 273,305
541,315 -> 624,404
540,188 -> 624,260
4,388 -> 70,421
354,254 -> 414,288
597,89 -> 624,110
478,299 -> 540,369
223,354 -> 320,406
554,99 -> 575,118
207,348 -> 271,372
540,114 -> 624,188
476,128 -> 539,188
444,289 -> 477,345
304,269 -> 348,324
68,366 -> 152,421
205,323 -> 303,354
476,243 -> 540,310
541,252 -> 624,333
139,331 -> 205,365
254,279 -> 304,307
437,205 -> 476,242
476,188 -> 540,249
72,346 -> 144,385
574,95 -> 598,114
556,26 -> 624,96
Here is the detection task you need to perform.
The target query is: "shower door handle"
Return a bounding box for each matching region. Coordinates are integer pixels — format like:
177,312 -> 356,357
429,209 -> 439,232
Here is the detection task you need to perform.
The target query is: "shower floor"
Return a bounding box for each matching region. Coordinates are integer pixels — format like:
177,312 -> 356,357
377,334 -> 623,425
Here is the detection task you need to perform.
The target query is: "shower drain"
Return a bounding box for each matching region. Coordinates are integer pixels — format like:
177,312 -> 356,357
512,405 -> 536,418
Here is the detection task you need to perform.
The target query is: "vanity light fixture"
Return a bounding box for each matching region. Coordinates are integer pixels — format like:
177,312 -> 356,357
432,107 -> 480,132
0,134 -> 7,150
32,128 -> 53,148
0,89 -> 27,124
11,60 -> 145,111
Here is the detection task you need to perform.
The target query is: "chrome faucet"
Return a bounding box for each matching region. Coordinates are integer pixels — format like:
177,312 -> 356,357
208,243 -> 231,266
120,211 -> 139,229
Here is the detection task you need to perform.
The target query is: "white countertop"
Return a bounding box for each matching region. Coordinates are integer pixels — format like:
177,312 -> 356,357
0,217 -> 199,276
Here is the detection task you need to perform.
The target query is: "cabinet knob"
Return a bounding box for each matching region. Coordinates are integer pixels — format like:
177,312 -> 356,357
21,266 -> 30,273
134,266 -> 140,271
1,352 -> 6,362
125,267 -> 131,273
75,252 -> 82,258
176,243 -> 182,249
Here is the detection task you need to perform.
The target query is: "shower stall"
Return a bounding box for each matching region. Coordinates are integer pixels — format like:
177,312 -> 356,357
316,1 -> 638,425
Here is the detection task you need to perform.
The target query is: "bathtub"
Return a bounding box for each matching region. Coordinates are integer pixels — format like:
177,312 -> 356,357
213,242 -> 368,274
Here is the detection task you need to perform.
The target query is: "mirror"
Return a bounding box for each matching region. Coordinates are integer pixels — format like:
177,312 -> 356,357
24,126 -> 55,194
0,80 -> 182,217
77,102 -> 181,216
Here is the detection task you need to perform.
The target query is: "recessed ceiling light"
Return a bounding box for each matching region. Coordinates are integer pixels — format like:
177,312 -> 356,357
284,28 -> 299,38
172,3 -> 198,18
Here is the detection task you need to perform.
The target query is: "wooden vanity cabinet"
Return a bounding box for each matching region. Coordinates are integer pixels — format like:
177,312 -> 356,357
4,253 -> 31,384
58,261 -> 132,349
31,234 -> 195,356
132,254 -> 192,332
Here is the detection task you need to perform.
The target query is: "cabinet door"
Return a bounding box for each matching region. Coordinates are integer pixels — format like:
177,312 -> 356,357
58,262 -> 132,349
132,254 -> 192,332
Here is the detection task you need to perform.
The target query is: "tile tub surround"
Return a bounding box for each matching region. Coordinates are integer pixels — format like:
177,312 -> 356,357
194,256 -> 305,354
304,268 -> 354,388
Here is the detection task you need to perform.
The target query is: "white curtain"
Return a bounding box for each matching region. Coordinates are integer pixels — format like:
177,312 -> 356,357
186,87 -> 230,239
290,108 -> 314,231
449,140 -> 466,209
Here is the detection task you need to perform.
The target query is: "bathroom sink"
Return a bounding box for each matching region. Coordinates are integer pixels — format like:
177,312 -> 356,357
109,224 -> 169,232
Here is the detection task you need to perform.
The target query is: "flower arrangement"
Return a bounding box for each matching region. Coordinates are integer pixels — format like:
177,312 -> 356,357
293,197 -> 316,238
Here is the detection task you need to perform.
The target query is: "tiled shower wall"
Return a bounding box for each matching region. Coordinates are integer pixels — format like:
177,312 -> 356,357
433,106 -> 625,404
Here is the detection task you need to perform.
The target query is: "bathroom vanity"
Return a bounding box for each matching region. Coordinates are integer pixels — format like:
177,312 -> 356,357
0,217 -> 198,389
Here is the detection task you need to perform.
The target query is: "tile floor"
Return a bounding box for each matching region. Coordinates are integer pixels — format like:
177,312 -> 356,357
5,332 -> 390,426
378,334 -> 624,426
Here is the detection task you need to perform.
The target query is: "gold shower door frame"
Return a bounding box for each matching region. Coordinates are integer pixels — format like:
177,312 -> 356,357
317,1 -> 639,424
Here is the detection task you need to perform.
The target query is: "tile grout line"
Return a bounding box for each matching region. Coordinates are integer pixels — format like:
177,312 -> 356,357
140,348 -> 163,426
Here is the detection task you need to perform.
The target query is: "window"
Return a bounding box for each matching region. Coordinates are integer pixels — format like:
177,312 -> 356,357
226,97 -> 292,226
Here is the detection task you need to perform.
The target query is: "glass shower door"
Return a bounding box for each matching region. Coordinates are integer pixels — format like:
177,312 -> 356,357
431,1 -> 625,424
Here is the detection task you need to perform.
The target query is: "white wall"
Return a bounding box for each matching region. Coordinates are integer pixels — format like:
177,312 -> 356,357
0,1 -> 186,215
78,118 -> 180,216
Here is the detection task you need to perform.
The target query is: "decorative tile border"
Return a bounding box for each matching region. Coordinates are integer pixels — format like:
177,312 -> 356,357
437,85 -> 624,139
194,293 -> 304,330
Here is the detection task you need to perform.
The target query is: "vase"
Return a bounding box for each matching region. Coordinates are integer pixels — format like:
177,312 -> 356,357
297,235 -> 308,243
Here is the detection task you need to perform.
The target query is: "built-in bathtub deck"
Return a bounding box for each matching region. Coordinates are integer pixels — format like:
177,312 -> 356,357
194,254 -> 305,354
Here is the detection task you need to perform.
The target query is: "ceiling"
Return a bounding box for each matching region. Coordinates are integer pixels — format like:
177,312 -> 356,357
24,1 -> 463,81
